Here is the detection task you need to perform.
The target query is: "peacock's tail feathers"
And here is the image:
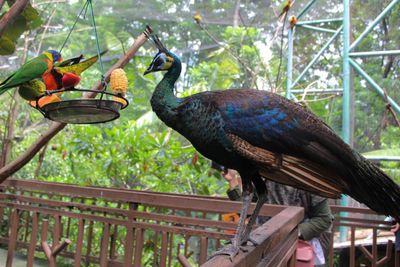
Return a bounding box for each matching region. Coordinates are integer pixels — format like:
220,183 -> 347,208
228,132 -> 400,220
227,133 -> 344,199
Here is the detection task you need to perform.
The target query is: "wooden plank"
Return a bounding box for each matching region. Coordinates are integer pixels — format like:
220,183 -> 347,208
1,179 -> 280,216
257,228 -> 298,267
199,236 -> 208,265
160,231 -> 168,267
350,227 -> 355,267
133,228 -> 144,267
123,224 -> 134,267
53,215 -> 61,249
85,220 -> 94,266
74,218 -> 85,267
6,209 -> 19,267
27,212 -> 39,267
168,233 -> 174,267
0,202 -> 233,240
100,223 -> 110,267
0,193 -> 238,230
328,229 -> 334,267
0,207 -> 3,227
201,206 -> 304,267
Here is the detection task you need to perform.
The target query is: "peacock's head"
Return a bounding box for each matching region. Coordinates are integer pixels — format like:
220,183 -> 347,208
144,34 -> 177,75
144,51 -> 174,75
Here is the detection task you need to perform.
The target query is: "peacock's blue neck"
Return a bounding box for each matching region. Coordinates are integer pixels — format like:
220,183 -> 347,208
150,53 -> 182,125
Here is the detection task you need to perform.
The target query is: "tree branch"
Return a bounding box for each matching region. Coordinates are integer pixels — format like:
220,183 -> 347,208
0,0 -> 29,38
0,0 -> 6,12
0,27 -> 151,183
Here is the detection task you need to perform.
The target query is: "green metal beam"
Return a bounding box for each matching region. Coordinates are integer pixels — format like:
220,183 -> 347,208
349,0 -> 400,51
296,18 -> 343,25
297,0 -> 317,19
291,25 -> 343,88
349,50 -> 400,57
286,28 -> 294,99
364,155 -> 400,161
297,24 -> 337,34
290,88 -> 343,94
340,0 -> 351,243
349,58 -> 400,114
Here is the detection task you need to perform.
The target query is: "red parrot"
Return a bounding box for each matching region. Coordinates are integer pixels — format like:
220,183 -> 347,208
42,50 -> 107,90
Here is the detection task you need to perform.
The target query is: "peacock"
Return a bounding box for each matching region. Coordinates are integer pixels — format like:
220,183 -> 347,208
144,34 -> 400,257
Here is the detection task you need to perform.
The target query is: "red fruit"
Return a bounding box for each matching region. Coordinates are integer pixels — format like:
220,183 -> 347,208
191,153 -> 199,165
62,150 -> 68,160
62,72 -> 81,89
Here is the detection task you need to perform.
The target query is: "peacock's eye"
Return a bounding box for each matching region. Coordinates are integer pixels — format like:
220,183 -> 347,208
154,56 -> 164,67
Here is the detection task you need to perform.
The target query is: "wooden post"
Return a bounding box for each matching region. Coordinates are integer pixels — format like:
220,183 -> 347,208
6,209 -> 19,267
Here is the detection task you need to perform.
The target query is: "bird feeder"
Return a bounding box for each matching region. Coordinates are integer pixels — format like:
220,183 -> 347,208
32,0 -> 129,124
34,88 -> 128,124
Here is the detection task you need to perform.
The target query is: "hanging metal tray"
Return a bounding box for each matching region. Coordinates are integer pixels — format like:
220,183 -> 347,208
34,88 -> 129,124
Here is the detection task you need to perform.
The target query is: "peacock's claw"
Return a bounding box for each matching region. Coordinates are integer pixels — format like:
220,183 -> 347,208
246,235 -> 259,246
209,244 -> 240,261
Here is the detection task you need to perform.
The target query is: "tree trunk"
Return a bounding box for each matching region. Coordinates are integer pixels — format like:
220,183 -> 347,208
0,91 -> 19,167
0,36 -> 29,168
34,142 -> 49,179
0,27 -> 151,183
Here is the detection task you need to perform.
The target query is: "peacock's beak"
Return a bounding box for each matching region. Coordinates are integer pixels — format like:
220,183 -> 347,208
143,68 -> 152,75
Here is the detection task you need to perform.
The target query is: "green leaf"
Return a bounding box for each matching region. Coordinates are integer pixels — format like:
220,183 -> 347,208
0,36 -> 16,55
21,3 -> 40,22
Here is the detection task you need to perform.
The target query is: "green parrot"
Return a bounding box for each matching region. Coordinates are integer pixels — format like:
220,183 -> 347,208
0,50 -> 62,96
17,79 -> 46,101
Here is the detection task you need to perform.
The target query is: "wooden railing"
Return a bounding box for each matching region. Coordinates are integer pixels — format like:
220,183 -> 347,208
0,179 -> 303,267
329,205 -> 399,267
2,179 -> 397,267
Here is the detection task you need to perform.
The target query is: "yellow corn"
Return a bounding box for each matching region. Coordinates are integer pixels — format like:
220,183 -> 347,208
110,68 -> 128,94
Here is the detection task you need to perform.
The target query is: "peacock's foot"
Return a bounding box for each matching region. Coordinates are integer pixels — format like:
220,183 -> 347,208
209,243 -> 240,261
244,235 -> 260,246
237,235 -> 259,252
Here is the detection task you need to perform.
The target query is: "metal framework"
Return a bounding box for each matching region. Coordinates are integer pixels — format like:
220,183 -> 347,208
286,0 -> 400,127
286,0 -> 400,242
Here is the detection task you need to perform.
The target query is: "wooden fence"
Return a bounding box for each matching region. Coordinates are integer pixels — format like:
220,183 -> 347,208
0,179 -> 303,267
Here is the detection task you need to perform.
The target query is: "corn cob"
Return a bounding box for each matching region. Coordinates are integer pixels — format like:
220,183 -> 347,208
110,68 -> 128,94
110,68 -> 128,108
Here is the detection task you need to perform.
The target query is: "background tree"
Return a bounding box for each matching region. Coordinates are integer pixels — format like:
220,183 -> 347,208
0,0 -> 398,195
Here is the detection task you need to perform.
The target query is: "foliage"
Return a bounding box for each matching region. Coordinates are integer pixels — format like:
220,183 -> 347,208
0,2 -> 42,55
0,0 -> 399,196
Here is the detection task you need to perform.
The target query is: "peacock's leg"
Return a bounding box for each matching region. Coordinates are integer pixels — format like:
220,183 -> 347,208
238,192 -> 267,246
239,175 -> 268,246
210,183 -> 253,260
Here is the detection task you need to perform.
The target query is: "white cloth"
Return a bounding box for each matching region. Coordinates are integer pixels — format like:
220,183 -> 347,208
310,238 -> 325,265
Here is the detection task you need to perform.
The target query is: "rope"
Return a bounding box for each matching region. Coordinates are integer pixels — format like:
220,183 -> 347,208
88,0 -> 106,89
59,0 -> 90,54
59,0 -> 106,91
